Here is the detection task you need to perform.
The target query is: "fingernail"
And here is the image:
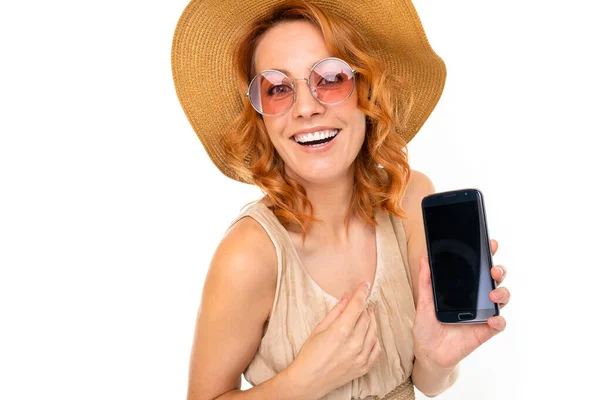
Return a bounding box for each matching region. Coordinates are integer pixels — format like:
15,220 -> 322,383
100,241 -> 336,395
364,281 -> 371,290
492,317 -> 503,329
496,266 -> 504,276
492,290 -> 502,302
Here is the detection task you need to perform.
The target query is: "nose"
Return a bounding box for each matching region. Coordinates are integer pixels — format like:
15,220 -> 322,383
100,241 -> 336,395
291,78 -> 325,119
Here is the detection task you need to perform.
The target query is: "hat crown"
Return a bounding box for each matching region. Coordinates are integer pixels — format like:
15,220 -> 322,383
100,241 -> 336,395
172,0 -> 446,183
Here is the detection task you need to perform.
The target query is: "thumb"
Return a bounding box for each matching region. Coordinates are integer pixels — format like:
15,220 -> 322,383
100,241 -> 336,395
417,256 -> 435,311
313,292 -> 349,334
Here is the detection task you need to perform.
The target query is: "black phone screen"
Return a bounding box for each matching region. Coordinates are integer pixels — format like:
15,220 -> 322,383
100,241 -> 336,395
423,200 -> 495,313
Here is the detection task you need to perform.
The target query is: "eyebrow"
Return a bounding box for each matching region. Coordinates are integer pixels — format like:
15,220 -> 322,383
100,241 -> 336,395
266,64 -> 315,76
258,57 -> 334,76
273,68 -> 291,75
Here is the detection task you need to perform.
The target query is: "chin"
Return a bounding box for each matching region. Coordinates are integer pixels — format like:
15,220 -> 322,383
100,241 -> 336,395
296,166 -> 351,185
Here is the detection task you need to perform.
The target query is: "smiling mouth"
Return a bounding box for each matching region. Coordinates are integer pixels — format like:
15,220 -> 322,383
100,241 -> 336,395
293,129 -> 340,147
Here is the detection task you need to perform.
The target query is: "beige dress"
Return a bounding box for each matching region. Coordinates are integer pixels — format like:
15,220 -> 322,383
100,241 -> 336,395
226,200 -> 417,400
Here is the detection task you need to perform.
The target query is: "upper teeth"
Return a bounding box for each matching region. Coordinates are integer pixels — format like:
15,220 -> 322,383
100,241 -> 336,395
294,129 -> 339,143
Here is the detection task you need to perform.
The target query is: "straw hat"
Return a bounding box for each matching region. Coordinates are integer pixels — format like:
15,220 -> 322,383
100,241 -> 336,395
171,0 -> 446,184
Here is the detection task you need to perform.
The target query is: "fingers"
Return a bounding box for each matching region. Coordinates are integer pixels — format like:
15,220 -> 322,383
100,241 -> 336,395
489,287 -> 511,309
490,239 -> 498,256
471,316 -> 506,347
363,333 -> 382,370
357,307 -> 379,367
487,316 -> 506,332
491,265 -> 507,285
314,292 -> 349,334
334,281 -> 371,332
417,256 -> 435,312
351,307 -> 371,344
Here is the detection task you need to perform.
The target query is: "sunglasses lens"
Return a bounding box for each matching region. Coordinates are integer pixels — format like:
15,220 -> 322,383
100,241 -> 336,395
310,59 -> 355,104
248,71 -> 293,115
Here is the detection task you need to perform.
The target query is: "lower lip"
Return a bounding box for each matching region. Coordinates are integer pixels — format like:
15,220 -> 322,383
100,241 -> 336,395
292,131 -> 340,153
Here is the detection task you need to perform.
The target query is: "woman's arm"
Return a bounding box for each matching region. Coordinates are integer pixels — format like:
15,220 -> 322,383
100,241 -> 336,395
212,367 -> 310,400
411,358 -> 459,398
401,169 -> 460,397
187,217 -> 312,400
402,169 -> 509,397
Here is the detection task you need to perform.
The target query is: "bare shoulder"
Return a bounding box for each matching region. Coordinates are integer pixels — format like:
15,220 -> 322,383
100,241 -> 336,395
401,169 -> 436,222
207,214 -> 278,324
187,215 -> 277,400
399,169 -> 436,305
214,214 -> 277,279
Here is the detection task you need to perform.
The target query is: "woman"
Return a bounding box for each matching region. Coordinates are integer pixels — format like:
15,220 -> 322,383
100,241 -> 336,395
171,1 -> 511,399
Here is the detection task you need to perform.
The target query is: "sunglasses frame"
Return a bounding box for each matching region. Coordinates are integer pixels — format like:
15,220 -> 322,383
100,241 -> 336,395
245,57 -> 357,116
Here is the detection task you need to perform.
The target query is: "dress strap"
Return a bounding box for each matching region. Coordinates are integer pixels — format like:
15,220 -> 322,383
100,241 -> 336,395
389,215 -> 414,294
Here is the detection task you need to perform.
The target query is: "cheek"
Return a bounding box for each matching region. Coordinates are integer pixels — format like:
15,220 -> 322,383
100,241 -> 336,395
350,114 -> 367,156
262,118 -> 285,145
347,106 -> 367,141
343,92 -> 366,131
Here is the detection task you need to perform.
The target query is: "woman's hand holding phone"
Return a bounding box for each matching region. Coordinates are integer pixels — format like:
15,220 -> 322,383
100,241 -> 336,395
412,239 -> 511,370
285,281 -> 381,399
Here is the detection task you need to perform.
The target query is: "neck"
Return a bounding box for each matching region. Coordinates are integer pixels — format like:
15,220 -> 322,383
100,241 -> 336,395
283,166 -> 359,246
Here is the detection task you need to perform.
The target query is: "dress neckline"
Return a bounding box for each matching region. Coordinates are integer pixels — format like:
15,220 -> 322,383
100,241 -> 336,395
256,202 -> 382,305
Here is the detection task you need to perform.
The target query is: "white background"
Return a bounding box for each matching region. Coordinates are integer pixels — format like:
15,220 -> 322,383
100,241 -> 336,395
1,1 -> 598,399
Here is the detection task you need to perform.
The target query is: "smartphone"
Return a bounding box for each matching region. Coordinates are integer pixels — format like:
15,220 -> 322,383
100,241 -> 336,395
421,188 -> 499,323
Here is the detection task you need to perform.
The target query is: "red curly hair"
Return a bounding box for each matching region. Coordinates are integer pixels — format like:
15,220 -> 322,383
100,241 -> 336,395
224,0 -> 414,242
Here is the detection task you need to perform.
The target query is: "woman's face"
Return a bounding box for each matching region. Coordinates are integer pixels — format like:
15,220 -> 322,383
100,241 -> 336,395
253,20 -> 366,185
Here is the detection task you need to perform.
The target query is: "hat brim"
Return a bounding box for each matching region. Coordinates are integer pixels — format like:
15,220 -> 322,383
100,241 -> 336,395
171,0 -> 446,183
